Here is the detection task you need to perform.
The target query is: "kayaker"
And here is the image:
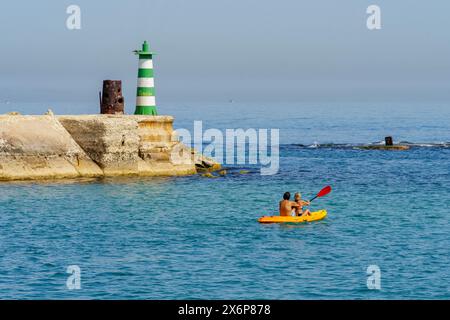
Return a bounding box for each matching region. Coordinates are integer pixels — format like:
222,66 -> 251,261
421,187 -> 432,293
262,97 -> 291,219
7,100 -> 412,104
279,192 -> 302,216
294,192 -> 311,216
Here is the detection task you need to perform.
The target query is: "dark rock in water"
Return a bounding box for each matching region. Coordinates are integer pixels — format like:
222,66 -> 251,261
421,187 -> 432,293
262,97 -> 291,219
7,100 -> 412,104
359,136 -> 409,150
201,172 -> 218,178
358,145 -> 410,150
192,150 -> 221,172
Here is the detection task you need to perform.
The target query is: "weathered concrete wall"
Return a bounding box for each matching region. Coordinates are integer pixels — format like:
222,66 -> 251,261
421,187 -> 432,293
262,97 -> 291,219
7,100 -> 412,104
0,114 -> 218,181
0,115 -> 103,181
58,115 -> 140,175
134,116 -> 196,176
58,115 -> 196,177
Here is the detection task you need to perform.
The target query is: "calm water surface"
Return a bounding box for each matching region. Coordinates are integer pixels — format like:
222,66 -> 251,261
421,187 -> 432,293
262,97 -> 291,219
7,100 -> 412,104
0,102 -> 449,299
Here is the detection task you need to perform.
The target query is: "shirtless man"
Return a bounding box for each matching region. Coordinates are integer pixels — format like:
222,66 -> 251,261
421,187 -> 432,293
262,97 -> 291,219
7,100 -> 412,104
279,192 -> 301,216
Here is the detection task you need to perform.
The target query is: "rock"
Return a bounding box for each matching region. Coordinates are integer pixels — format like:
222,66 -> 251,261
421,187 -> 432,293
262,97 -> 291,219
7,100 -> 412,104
201,172 -> 218,178
218,170 -> 227,176
201,156 -> 217,167
195,155 -> 221,172
358,145 -> 410,151
189,148 -> 221,172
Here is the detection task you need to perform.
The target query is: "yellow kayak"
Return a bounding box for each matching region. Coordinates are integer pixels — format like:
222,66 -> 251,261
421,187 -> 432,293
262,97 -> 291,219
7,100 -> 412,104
258,210 -> 327,224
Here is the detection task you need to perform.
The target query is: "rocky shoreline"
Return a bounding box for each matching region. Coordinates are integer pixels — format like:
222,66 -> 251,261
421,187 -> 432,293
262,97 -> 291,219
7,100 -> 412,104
0,113 -> 220,181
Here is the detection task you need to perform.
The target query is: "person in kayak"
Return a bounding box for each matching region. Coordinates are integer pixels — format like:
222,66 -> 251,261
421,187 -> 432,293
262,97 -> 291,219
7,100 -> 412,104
294,192 -> 311,216
279,192 -> 302,216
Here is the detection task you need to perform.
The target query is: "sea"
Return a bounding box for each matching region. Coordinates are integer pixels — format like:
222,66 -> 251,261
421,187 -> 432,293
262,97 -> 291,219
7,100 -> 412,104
0,101 -> 449,299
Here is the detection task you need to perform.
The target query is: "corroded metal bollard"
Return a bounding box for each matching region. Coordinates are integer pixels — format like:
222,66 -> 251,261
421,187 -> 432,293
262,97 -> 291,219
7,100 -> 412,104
385,136 -> 393,146
100,80 -> 125,114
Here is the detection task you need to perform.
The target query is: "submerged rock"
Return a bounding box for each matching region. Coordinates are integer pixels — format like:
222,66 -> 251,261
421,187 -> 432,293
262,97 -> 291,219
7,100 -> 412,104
201,172 -> 218,178
191,150 -> 221,172
358,145 -> 410,151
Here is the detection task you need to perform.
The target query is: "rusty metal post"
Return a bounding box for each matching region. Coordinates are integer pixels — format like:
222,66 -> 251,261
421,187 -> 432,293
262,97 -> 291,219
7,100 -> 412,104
385,136 -> 394,146
100,80 -> 125,114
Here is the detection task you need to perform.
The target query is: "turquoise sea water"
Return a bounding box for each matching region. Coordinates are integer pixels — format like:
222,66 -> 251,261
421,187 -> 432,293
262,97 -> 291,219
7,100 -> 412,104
1,102 -> 450,299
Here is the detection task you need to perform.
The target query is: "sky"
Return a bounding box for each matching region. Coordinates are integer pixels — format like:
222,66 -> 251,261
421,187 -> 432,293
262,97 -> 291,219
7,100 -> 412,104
0,0 -> 449,106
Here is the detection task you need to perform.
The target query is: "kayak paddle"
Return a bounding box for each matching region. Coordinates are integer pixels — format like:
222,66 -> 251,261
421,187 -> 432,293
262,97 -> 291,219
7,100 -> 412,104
309,185 -> 332,203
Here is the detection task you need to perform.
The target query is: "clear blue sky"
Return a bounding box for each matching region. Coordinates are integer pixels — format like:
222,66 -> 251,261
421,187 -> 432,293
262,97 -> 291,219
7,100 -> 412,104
0,0 -> 449,104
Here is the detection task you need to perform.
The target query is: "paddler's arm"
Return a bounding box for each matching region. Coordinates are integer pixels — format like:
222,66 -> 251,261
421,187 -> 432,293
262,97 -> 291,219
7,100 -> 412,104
301,200 -> 310,206
291,201 -> 301,208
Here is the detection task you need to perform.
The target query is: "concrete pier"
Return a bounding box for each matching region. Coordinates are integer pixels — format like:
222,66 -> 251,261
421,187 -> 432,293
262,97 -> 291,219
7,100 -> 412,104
0,114 -> 216,181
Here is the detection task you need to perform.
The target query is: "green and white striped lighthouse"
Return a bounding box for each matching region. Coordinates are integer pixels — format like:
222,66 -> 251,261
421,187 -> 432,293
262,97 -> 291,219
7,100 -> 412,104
134,41 -> 157,115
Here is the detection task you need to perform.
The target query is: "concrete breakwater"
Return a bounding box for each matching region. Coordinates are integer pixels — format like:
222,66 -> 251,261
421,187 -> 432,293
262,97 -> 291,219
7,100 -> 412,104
0,113 -> 218,181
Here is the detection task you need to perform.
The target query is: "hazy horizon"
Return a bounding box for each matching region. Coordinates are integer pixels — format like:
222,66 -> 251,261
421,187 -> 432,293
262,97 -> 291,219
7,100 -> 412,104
1,0 -> 449,107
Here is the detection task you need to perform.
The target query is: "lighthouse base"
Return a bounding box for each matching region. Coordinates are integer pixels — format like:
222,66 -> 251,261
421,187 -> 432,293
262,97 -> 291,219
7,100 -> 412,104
135,106 -> 158,115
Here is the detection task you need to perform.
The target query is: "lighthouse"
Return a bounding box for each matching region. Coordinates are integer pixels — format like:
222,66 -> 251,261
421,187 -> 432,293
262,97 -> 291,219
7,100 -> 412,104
134,41 -> 157,115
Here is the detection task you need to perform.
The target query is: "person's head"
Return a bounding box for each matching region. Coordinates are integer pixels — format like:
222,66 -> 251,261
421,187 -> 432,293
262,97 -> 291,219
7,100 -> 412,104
283,192 -> 291,200
294,192 -> 301,201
